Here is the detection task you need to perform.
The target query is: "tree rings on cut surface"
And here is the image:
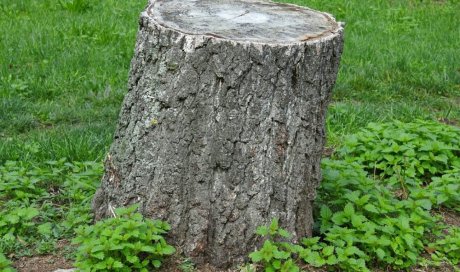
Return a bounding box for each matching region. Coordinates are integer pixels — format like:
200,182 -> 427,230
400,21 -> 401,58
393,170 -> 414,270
147,0 -> 341,44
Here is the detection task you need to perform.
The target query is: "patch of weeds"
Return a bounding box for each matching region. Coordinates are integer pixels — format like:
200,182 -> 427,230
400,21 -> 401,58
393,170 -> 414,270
430,227 -> 460,266
314,159 -> 440,270
179,258 -> 196,272
249,120 -> 460,271
411,168 -> 460,212
338,120 -> 460,181
0,159 -> 102,256
72,204 -> 175,271
0,206 -> 41,253
249,219 -> 301,272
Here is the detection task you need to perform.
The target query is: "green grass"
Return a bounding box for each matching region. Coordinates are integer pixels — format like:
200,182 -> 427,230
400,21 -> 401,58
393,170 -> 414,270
1,0 -> 459,162
278,0 -> 460,145
0,0 -> 147,163
0,159 -> 102,257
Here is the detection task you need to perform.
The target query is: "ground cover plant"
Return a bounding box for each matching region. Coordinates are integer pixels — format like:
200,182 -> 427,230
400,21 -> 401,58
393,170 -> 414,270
249,120 -> 460,271
0,0 -> 459,271
72,204 -> 175,271
0,160 -> 102,267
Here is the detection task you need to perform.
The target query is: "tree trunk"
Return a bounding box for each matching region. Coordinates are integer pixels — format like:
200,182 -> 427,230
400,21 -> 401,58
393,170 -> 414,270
92,0 -> 344,268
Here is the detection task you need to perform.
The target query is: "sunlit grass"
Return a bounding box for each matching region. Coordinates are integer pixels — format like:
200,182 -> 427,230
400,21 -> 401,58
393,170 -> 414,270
278,0 -> 460,144
1,0 -> 459,162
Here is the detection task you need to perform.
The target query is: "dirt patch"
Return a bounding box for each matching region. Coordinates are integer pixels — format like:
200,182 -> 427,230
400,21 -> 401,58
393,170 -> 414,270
11,256 -> 458,272
159,256 -> 240,272
12,240 -> 74,272
159,257 -> 332,272
438,208 -> 460,227
438,117 -> 459,127
322,147 -> 335,158
13,254 -> 74,272
9,234 -> 460,272
412,262 -> 457,272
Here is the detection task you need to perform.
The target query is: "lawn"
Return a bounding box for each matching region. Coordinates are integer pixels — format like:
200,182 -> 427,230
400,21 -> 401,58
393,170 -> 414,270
0,0 -> 147,163
1,0 -> 459,162
0,0 -> 459,271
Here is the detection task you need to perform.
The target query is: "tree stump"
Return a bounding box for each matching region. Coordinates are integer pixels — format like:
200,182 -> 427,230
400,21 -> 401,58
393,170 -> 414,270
92,0 -> 344,268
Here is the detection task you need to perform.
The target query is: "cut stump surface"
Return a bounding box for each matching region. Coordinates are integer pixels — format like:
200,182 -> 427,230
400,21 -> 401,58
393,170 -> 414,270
148,0 -> 340,44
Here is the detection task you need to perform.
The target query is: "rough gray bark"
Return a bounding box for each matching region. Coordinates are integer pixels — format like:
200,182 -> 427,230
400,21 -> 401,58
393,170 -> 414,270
92,0 -> 344,268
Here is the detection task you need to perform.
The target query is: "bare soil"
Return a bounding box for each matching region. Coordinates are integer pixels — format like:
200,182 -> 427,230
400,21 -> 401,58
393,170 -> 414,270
12,240 -> 74,272
13,254 -> 73,272
438,208 -> 460,227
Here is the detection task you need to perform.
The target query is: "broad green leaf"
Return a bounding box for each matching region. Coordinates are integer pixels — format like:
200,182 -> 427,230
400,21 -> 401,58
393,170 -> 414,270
37,223 -> 53,236
356,195 -> 371,206
326,254 -> 338,265
331,212 -> 348,224
161,245 -> 175,255
112,261 -> 123,268
301,237 -> 320,247
21,207 -> 40,220
269,218 -> 279,235
343,203 -> 355,217
152,260 -> 162,268
91,251 -> 105,260
351,214 -> 363,228
403,234 -> 415,248
249,251 -> 263,262
272,260 -> 281,269
94,261 -> 107,269
346,191 -> 361,202
140,245 -> 156,253
320,205 -> 333,219
375,248 -> 386,260
91,245 -> 105,253
273,250 -> 290,260
399,216 -> 410,231
126,255 -> 139,264
274,228 -> 290,239
322,246 -> 334,256
101,228 -> 112,237
415,199 -> 432,210
345,246 -> 366,257
256,226 -> 269,236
